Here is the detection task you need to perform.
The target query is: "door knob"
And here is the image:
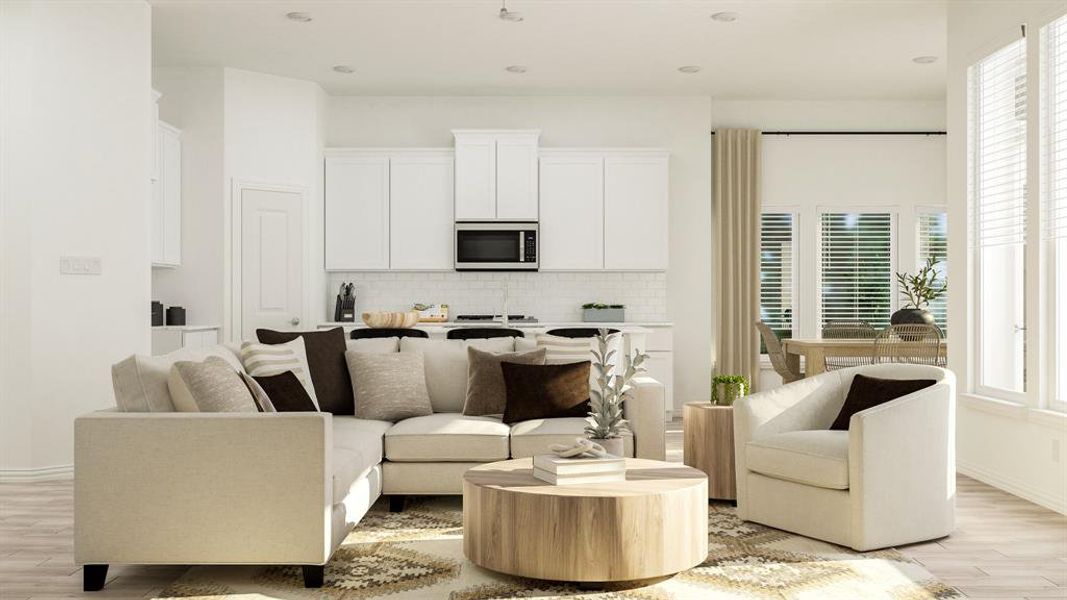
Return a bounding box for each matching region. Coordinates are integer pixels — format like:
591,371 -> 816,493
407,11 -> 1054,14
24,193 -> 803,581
290,317 -> 301,326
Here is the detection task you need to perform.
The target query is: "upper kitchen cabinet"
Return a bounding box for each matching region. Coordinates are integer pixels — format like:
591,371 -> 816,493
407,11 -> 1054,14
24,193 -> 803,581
453,130 -> 539,221
389,151 -> 454,270
151,121 -> 182,268
325,154 -> 390,270
538,151 -> 604,270
604,151 -> 669,270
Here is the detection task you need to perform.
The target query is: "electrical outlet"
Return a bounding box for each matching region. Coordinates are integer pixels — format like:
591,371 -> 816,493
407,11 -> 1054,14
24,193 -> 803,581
60,256 -> 102,275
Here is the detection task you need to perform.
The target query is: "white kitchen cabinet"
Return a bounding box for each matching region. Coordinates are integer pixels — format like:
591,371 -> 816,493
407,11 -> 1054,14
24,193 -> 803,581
389,152 -> 454,270
151,326 -> 219,355
538,152 -> 604,270
325,155 -> 390,270
453,130 -> 539,221
151,122 -> 182,268
604,152 -> 669,270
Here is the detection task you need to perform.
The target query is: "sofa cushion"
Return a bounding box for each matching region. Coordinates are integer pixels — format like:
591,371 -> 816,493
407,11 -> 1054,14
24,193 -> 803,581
111,345 -> 244,412
252,370 -> 317,412
384,413 -> 510,461
399,337 -> 515,412
239,338 -> 319,409
346,352 -> 433,422
746,430 -> 850,490
501,361 -> 591,424
331,417 -> 391,503
464,346 -> 546,417
509,417 -> 634,458
346,337 -> 400,354
167,356 -> 257,413
257,327 -> 352,415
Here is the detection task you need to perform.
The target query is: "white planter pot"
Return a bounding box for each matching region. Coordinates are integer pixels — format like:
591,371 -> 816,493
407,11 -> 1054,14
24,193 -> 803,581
591,437 -> 625,457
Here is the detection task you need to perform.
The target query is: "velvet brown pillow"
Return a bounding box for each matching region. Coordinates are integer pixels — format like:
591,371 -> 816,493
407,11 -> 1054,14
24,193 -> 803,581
252,370 -> 318,412
463,347 -> 547,416
830,374 -> 937,430
256,327 -> 352,415
500,361 -> 592,424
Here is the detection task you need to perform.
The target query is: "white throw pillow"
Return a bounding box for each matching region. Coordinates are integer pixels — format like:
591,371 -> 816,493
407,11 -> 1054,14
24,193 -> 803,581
239,337 -> 319,410
346,337 -> 400,354
111,345 -> 245,412
167,356 -> 257,413
535,333 -> 623,391
399,337 -> 515,412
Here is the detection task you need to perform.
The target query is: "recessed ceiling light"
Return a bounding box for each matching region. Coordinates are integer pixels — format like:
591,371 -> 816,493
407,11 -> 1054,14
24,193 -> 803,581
678,65 -> 702,74
286,11 -> 312,22
912,55 -> 938,64
505,65 -> 528,74
711,11 -> 739,22
332,65 -> 355,74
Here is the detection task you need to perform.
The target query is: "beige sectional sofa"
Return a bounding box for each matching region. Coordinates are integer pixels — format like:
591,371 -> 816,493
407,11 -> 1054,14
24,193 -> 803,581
74,335 -> 666,590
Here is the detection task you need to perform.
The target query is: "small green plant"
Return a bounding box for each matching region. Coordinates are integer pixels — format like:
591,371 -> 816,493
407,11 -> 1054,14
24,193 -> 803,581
585,328 -> 648,439
711,374 -> 750,406
582,303 -> 626,310
896,257 -> 947,309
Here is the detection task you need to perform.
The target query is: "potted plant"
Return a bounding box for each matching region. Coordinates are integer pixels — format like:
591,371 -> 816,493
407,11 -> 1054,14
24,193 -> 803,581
582,303 -> 625,323
710,375 -> 749,406
892,257 -> 947,327
586,328 -> 648,456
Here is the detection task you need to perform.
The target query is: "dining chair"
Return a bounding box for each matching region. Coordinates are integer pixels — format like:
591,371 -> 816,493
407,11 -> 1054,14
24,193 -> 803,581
754,321 -> 803,384
446,327 -> 525,340
821,320 -> 877,370
350,328 -> 429,340
873,324 -> 944,367
545,327 -> 621,338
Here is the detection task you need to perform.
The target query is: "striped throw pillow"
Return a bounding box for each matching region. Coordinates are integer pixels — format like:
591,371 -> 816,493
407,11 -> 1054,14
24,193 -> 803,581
534,334 -> 596,363
239,337 -> 320,410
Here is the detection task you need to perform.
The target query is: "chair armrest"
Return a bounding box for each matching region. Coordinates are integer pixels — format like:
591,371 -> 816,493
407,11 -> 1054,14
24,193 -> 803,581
625,376 -> 666,460
74,411 -> 333,566
848,377 -> 956,549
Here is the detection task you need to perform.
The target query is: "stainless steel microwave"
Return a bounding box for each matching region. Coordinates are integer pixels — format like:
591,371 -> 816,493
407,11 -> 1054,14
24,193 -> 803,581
455,222 -> 538,271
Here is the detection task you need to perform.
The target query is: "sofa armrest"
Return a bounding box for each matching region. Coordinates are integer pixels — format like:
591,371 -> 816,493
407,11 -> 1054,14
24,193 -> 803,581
75,411 -> 333,566
848,377 -> 956,550
625,376 -> 666,460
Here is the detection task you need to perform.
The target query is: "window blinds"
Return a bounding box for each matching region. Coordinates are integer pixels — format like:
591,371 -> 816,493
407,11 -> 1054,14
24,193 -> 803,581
820,212 -> 894,328
971,38 -> 1028,248
918,212 -> 949,330
759,213 -> 795,339
1046,17 -> 1067,241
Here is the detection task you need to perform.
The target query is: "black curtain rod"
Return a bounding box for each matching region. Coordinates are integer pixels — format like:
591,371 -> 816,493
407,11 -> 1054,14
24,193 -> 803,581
709,131 -> 946,136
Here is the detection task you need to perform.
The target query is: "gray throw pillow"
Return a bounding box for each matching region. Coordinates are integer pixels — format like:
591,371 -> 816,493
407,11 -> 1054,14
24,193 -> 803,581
168,356 -> 257,413
463,347 -> 547,417
345,351 -> 433,422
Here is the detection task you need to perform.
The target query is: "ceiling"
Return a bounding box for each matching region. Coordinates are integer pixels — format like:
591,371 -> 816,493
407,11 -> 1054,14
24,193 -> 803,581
151,0 -> 947,99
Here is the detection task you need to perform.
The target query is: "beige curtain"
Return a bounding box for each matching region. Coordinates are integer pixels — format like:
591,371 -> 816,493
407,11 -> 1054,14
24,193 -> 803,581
713,129 -> 761,390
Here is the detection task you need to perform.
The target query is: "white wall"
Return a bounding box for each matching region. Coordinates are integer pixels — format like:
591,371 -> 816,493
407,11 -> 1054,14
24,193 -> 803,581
0,1 -> 152,476
326,96 -> 713,410
946,1 -> 1067,514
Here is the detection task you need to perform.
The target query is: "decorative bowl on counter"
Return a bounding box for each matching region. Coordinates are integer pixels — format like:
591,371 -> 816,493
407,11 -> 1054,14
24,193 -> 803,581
362,311 -> 420,329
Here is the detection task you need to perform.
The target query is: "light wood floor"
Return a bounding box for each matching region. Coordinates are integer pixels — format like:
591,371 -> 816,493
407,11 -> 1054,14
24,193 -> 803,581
0,422 -> 1063,599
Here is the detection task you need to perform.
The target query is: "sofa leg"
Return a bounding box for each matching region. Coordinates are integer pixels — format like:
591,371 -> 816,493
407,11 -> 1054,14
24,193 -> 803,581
302,565 -> 324,588
83,564 -> 109,591
389,495 -> 406,513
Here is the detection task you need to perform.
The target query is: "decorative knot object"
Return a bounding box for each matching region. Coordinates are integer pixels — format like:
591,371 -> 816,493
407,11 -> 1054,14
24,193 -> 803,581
549,437 -> 610,459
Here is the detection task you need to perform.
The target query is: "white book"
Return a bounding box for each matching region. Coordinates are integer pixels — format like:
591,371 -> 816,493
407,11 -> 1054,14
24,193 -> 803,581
532,467 -> 626,486
533,454 -> 625,476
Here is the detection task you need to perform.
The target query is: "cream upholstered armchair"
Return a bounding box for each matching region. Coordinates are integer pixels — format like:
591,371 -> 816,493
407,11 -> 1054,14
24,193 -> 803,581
732,363 -> 955,551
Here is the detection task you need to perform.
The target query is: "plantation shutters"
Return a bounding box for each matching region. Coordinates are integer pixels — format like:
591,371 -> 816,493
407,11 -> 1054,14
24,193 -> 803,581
917,211 -> 948,331
759,213 -> 796,344
819,212 -> 894,329
1045,15 -> 1067,408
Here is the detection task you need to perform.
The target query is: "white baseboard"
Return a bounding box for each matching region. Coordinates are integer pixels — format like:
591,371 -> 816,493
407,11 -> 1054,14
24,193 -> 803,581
0,464 -> 73,482
958,460 -> 1066,515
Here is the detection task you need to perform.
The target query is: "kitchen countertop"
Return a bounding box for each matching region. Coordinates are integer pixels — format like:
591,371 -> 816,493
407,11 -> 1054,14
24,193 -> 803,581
151,325 -> 220,331
319,321 -> 671,332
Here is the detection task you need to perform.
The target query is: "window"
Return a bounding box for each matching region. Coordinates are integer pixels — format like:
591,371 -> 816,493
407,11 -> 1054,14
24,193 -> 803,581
969,37 -> 1028,398
819,212 -> 894,329
917,211 -> 949,332
759,213 -> 796,350
1044,15 -> 1067,410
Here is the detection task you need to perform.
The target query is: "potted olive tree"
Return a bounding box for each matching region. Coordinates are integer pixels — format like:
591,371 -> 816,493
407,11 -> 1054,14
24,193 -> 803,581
892,257 -> 947,327
585,329 -> 647,456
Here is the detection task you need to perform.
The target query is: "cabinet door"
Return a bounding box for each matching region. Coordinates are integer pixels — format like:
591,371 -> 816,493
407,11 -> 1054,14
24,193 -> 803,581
325,155 -> 390,270
604,153 -> 669,270
160,127 -> 182,266
150,177 -> 165,265
496,135 -> 539,220
539,154 -> 603,270
454,135 -> 496,220
390,153 -> 454,270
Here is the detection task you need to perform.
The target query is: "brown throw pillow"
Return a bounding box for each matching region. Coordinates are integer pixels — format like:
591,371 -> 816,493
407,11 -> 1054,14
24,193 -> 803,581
463,347 -> 547,416
253,370 -> 318,412
830,374 -> 937,430
500,361 -> 592,424
256,327 -> 352,415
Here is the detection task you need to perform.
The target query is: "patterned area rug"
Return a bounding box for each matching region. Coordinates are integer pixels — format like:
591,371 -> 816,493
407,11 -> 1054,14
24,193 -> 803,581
157,497 -> 963,599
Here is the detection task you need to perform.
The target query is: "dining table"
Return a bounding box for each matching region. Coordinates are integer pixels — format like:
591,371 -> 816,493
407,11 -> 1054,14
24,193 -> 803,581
781,337 -> 948,377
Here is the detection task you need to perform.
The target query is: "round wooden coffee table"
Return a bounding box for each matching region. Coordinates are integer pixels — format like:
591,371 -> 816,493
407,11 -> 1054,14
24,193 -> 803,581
462,458 -> 708,583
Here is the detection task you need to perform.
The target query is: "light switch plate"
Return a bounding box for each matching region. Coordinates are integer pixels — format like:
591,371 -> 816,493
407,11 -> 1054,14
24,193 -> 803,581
60,256 -> 102,275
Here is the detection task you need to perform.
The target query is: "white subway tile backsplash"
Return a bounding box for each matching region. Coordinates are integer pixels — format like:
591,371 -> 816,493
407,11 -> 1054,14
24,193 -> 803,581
327,271 -> 668,322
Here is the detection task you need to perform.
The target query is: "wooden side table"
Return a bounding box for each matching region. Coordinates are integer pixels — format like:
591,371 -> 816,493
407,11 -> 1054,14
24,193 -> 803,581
683,402 -> 736,501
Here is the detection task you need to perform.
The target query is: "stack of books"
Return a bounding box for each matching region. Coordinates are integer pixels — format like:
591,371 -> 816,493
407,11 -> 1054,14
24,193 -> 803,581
532,454 -> 626,485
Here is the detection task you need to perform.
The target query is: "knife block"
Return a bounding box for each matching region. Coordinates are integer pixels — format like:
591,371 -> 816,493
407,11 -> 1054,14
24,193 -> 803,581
334,292 -> 356,322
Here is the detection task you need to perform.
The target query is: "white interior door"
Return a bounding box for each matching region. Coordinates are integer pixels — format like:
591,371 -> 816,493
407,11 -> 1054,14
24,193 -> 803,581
240,187 -> 304,341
